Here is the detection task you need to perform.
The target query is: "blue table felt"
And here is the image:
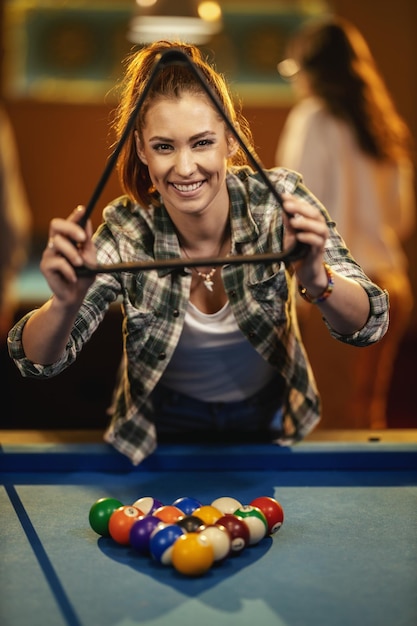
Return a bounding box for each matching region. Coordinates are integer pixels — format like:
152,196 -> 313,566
1,440 -> 416,626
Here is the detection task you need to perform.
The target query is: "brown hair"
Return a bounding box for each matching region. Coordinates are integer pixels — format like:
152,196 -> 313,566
287,16 -> 413,162
112,40 -> 254,206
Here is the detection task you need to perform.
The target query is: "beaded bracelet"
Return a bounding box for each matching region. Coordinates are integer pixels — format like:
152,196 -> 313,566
298,263 -> 334,305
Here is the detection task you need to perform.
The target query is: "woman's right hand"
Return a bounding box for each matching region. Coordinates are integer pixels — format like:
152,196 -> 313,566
40,205 -> 96,306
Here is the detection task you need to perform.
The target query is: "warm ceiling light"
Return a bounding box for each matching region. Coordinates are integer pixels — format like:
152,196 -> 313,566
128,0 -> 222,45
136,0 -> 158,7
198,2 -> 222,23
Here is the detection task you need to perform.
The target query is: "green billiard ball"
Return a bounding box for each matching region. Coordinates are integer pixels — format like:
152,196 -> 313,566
89,497 -> 123,536
233,505 -> 268,545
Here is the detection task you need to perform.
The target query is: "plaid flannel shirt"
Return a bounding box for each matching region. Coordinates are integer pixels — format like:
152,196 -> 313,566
8,167 -> 389,464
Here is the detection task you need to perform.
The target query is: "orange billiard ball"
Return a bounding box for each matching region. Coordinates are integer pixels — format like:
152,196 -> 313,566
153,505 -> 184,524
108,505 -> 144,545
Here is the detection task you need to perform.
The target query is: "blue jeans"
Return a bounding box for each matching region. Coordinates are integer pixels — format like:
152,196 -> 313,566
151,375 -> 285,443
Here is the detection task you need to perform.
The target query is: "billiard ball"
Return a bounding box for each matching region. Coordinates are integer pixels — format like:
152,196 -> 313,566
199,524 -> 232,562
129,515 -> 162,554
249,496 -> 284,534
172,496 -> 203,516
192,505 -> 223,526
108,505 -> 144,545
215,514 -> 250,554
176,514 -> 205,533
171,532 -> 214,576
233,505 -> 268,545
153,505 -> 184,524
211,496 -> 243,515
88,497 -> 123,537
149,524 -> 185,565
132,496 -> 163,515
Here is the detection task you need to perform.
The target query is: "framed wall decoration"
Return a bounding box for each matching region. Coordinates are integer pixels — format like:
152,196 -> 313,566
3,1 -> 330,105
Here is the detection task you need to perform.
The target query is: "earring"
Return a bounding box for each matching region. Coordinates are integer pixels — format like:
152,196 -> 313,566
148,184 -> 156,194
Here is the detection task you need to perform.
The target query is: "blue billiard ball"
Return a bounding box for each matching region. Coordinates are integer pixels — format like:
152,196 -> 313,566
172,496 -> 203,516
149,524 -> 185,565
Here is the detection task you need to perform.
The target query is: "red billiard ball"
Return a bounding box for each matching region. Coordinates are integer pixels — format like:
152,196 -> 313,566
250,496 -> 284,534
129,515 -> 162,554
149,524 -> 185,565
233,505 -> 268,545
215,514 -> 250,554
199,524 -> 232,562
108,505 -> 144,545
171,532 -> 214,576
88,497 -> 124,537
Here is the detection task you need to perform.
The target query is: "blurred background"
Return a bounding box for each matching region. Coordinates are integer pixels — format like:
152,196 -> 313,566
1,0 -> 416,432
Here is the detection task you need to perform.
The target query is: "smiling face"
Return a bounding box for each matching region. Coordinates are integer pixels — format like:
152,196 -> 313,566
135,93 -> 237,221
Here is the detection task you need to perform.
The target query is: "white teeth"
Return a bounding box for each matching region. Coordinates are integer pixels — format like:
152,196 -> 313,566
173,181 -> 203,192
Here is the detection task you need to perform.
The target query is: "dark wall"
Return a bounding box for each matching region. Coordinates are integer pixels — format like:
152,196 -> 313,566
2,305 -> 122,429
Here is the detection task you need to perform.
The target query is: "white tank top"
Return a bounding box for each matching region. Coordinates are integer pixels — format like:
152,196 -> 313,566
161,301 -> 277,402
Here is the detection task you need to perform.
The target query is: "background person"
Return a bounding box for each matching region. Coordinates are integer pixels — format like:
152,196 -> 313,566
275,16 -> 415,429
0,105 -> 32,342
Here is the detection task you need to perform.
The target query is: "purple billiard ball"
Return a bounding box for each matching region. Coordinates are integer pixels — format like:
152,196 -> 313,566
129,515 -> 161,554
132,496 -> 164,515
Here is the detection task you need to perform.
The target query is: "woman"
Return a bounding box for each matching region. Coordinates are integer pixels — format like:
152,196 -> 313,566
276,16 -> 415,429
8,41 -> 388,464
0,106 -> 32,341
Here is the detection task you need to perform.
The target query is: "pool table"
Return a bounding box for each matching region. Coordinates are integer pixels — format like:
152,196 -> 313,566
1,430 -> 416,626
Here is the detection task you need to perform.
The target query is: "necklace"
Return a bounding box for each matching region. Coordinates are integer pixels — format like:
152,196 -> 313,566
181,230 -> 230,293
196,267 -> 216,292
181,247 -> 217,292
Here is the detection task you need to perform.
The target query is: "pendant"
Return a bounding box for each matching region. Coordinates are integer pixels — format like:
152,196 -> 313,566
197,267 -> 216,292
204,278 -> 214,292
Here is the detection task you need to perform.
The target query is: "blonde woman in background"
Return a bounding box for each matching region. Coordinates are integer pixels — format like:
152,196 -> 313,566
276,16 -> 415,429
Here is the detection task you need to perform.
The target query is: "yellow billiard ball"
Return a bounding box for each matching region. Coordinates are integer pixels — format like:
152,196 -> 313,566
171,532 -> 214,576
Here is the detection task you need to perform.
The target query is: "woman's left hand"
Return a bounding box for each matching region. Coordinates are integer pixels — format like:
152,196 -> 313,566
281,192 -> 372,335
281,192 -> 329,286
